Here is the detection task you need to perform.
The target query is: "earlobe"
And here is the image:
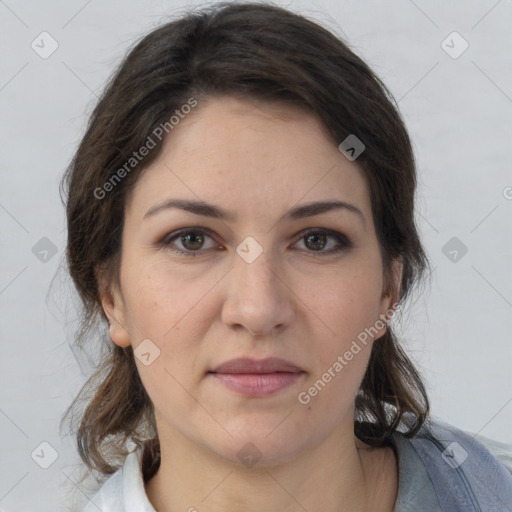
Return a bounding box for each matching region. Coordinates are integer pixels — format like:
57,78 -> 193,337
95,266 -> 132,348
386,256 -> 403,310
376,257 -> 404,339
101,292 -> 132,348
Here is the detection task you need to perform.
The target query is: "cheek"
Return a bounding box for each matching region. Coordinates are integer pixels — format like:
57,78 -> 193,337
126,271 -> 205,414
122,260 -> 213,379
316,261 -> 384,351
299,266 -> 381,418
121,254 -> 192,338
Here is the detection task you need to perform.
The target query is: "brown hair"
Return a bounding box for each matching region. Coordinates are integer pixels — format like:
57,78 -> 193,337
60,1 -> 431,480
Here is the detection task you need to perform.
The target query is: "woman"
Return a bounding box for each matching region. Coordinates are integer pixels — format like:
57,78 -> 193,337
61,3 -> 512,511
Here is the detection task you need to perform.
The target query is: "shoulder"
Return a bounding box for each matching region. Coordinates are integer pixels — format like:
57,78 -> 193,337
83,449 -> 155,512
402,417 -> 512,511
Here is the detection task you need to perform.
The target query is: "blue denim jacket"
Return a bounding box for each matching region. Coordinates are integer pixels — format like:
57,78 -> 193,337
405,419 -> 512,511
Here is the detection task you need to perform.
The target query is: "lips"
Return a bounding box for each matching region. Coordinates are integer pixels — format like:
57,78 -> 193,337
210,357 -> 303,374
208,357 -> 305,396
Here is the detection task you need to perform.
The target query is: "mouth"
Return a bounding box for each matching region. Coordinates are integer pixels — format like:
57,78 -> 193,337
208,357 -> 306,396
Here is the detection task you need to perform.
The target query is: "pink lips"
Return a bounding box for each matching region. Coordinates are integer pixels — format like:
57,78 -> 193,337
209,357 -> 305,396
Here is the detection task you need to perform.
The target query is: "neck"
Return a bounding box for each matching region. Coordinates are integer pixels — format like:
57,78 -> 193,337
145,420 -> 396,512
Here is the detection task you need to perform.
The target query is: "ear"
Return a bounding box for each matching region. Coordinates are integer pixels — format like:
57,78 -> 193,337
382,256 -> 403,310
375,256 -> 403,338
95,265 -> 131,348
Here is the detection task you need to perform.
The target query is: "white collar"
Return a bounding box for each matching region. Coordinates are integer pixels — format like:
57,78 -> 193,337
85,448 -> 155,511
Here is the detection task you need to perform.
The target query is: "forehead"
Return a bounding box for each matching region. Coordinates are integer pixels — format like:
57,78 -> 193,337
125,95 -> 371,226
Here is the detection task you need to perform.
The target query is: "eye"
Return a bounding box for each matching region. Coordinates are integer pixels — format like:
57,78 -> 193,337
159,227 -> 353,257
159,228 -> 219,257
293,228 -> 353,255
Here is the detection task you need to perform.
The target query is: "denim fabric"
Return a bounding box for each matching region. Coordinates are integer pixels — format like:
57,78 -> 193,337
408,419 -> 512,511
390,429 -> 441,511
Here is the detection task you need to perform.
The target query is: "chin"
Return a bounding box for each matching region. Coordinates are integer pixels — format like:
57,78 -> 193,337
210,428 -> 308,469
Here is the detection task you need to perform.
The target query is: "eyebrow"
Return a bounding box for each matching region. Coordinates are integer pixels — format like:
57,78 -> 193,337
143,198 -> 366,227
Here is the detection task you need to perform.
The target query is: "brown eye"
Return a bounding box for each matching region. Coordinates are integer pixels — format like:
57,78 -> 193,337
295,229 -> 353,255
160,228 -> 218,256
304,232 -> 328,251
180,232 -> 206,251
160,227 -> 352,257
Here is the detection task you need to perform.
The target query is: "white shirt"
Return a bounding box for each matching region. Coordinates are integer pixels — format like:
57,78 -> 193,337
84,449 -> 155,511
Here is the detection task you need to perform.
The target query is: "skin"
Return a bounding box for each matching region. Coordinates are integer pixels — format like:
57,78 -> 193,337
99,95 -> 402,511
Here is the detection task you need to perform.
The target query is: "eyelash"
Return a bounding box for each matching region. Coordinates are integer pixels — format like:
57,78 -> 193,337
158,227 -> 353,257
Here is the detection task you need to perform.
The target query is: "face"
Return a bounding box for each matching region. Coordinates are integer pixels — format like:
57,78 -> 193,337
100,95 -> 401,466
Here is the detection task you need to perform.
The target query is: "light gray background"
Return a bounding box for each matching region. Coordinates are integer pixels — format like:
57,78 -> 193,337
1,0 -> 511,510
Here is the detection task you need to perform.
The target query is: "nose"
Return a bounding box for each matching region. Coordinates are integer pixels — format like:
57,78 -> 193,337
221,248 -> 295,338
